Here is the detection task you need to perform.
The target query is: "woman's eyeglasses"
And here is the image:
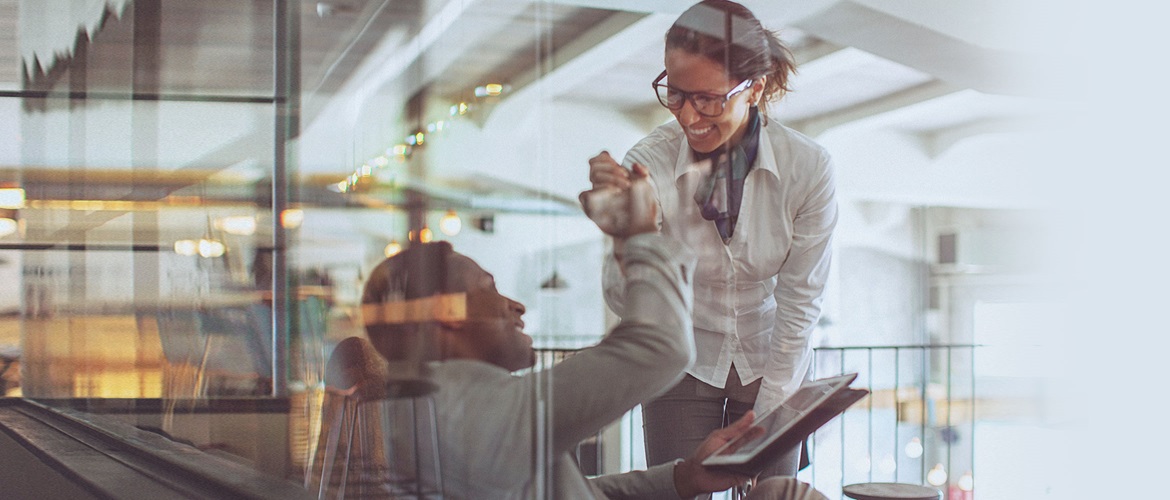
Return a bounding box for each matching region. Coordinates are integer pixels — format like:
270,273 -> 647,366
652,70 -> 753,117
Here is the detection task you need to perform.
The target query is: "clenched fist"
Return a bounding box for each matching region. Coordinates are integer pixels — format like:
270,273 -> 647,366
579,152 -> 657,237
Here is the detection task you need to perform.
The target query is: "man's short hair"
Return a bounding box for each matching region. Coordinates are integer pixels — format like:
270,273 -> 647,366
361,241 -> 458,367
362,241 -> 456,305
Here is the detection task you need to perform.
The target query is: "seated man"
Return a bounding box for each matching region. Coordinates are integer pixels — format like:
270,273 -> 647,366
356,176 -> 826,499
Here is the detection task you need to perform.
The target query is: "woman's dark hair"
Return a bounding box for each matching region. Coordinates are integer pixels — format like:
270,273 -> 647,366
665,0 -> 795,119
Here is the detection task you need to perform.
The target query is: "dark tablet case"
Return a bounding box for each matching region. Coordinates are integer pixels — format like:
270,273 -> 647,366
703,386 -> 869,476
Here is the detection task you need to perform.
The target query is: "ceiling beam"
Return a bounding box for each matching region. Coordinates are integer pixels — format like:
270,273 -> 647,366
319,0 -> 534,129
793,37 -> 846,65
915,116 -> 1033,159
545,0 -> 685,14
510,12 -> 675,101
789,0 -> 1030,96
506,10 -> 650,93
789,79 -> 959,137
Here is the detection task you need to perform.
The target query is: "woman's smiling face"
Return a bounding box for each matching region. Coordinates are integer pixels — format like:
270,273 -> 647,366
663,49 -> 760,154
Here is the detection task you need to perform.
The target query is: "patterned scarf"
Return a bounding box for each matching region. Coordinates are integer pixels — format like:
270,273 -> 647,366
692,107 -> 761,244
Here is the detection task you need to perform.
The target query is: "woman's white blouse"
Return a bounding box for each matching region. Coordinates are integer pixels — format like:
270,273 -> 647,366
603,117 -> 837,414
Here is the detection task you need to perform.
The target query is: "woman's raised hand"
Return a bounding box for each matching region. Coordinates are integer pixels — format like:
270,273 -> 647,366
580,153 -> 656,237
588,151 -> 630,190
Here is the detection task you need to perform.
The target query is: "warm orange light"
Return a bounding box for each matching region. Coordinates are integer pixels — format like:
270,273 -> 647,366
419,227 -> 433,243
73,370 -> 163,398
475,83 -> 505,97
281,209 -> 305,228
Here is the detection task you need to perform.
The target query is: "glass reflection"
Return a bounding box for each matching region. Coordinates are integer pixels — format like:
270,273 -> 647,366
0,0 -> 1058,497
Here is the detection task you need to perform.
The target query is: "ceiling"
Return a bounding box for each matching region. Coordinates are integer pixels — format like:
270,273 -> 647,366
309,0 -> 1058,208
0,0 -> 1060,243
6,0 -> 1051,170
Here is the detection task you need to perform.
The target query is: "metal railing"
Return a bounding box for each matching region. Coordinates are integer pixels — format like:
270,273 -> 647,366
535,344 -> 987,499
806,345 -> 978,499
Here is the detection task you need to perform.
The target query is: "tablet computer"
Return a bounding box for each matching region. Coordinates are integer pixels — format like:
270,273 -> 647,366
701,373 -> 868,476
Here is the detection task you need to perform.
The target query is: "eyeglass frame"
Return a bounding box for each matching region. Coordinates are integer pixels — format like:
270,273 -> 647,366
651,70 -> 755,117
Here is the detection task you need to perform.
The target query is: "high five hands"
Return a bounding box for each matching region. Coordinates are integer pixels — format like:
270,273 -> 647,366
579,151 -> 658,237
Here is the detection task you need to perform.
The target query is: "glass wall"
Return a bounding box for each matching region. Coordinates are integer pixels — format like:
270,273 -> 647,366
0,0 -> 1064,498
3,0 -> 619,495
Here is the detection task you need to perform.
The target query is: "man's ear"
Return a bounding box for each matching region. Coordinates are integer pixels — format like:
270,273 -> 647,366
752,76 -> 767,104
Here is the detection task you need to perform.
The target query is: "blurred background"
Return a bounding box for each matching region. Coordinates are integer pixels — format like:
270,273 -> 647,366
0,1 -> 1081,498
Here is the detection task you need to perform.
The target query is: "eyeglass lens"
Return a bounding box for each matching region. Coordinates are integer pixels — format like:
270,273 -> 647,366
656,86 -> 724,116
653,73 -> 750,117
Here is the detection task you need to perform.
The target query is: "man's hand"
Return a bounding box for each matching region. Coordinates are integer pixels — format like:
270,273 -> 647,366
673,411 -> 765,498
579,154 -> 657,237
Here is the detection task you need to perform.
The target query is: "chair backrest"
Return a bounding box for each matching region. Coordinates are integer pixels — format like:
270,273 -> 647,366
307,337 -> 443,499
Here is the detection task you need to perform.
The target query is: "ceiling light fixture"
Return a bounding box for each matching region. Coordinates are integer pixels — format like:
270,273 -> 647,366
216,215 -> 257,236
384,239 -> 403,257
475,83 -> 506,97
281,209 -> 304,229
174,239 -> 198,256
0,188 -> 25,209
0,218 -> 17,237
439,210 -> 461,236
197,238 -> 226,258
926,464 -> 948,486
957,471 -> 974,492
905,437 -> 923,458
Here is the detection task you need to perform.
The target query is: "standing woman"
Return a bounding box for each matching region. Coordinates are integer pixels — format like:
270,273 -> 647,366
589,0 -> 837,482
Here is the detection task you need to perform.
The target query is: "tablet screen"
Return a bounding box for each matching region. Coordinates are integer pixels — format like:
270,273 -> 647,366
703,374 -> 854,465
